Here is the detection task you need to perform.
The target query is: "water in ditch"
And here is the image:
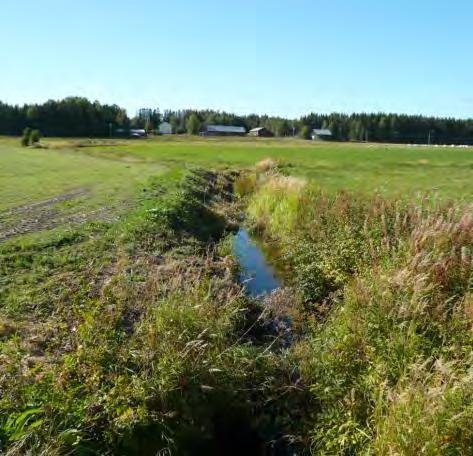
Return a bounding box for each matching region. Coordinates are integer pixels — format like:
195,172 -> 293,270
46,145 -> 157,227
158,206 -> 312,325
232,227 -> 283,297
232,227 -> 299,453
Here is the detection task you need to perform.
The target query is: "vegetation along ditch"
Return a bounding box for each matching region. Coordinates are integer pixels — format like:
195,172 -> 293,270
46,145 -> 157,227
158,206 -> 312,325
0,159 -> 472,455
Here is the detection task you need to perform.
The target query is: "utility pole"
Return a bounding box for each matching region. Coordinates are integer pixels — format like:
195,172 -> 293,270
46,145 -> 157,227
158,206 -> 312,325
108,122 -> 112,138
428,130 -> 432,145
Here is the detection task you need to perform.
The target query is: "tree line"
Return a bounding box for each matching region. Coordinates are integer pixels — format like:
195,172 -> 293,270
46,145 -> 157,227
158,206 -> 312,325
0,97 -> 128,137
1,97 -> 473,144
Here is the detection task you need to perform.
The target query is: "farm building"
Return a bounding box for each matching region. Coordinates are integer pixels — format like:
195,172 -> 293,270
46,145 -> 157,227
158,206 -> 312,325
202,125 -> 247,136
158,121 -> 173,135
312,129 -> 333,141
248,127 -> 274,137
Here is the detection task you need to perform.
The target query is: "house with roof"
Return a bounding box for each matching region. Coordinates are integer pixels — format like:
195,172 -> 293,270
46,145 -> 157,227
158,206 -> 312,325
312,128 -> 333,141
202,125 -> 247,136
248,127 -> 274,137
158,121 -> 173,135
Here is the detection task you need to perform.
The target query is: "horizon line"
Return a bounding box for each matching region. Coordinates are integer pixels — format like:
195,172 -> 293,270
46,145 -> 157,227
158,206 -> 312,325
2,96 -> 472,121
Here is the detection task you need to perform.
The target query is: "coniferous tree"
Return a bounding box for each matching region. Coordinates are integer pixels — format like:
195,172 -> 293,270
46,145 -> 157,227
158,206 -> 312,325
1,98 -> 473,144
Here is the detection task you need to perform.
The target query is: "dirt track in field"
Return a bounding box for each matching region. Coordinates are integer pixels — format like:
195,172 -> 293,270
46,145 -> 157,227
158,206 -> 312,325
0,189 -> 88,217
0,189 -> 122,241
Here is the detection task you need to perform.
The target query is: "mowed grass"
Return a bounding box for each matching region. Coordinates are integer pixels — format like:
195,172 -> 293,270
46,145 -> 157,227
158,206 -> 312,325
84,136 -> 473,200
0,139 -> 165,214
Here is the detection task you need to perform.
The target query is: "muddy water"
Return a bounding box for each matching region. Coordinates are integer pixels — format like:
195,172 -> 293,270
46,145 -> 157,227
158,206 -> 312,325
233,228 -> 282,297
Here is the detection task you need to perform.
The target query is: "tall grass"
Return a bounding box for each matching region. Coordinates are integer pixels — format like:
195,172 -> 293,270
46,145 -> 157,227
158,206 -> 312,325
247,174 -> 306,234
247,172 -> 473,454
0,170 -> 307,454
2,164 -> 471,454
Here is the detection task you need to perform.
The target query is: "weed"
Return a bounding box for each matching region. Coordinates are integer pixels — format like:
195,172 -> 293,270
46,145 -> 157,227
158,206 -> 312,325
247,171 -> 473,454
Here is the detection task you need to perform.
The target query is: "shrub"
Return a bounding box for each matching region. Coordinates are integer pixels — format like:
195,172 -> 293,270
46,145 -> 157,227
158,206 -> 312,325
30,129 -> 41,144
20,128 -> 31,147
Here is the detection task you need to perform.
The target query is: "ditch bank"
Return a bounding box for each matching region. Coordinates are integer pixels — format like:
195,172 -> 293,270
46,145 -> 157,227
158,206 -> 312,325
0,168 -> 313,456
129,169 -> 310,454
239,162 -> 473,455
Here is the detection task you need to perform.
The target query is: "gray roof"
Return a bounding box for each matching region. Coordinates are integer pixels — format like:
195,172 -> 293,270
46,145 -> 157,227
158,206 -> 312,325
313,128 -> 332,136
206,125 -> 246,134
249,127 -> 268,132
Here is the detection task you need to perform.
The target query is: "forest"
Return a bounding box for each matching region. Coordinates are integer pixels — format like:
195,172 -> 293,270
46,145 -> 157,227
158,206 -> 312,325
1,97 -> 473,144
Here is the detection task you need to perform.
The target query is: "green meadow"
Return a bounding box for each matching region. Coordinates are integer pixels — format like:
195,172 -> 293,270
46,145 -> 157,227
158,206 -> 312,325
0,139 -> 164,212
1,136 -> 472,211
0,135 -> 472,455
87,136 -> 473,198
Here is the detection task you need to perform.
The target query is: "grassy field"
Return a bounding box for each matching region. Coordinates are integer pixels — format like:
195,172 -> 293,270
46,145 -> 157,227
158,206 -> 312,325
0,138 -> 165,241
85,136 -> 473,199
0,139 -> 164,211
2,135 -> 471,242
0,135 -> 472,455
1,136 -> 472,213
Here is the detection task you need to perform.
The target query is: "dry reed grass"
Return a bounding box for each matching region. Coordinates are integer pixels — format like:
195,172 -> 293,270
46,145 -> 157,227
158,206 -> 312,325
255,157 -> 279,173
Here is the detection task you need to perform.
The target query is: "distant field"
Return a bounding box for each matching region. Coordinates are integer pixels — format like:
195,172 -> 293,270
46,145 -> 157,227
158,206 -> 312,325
79,136 -> 473,199
0,135 -> 472,240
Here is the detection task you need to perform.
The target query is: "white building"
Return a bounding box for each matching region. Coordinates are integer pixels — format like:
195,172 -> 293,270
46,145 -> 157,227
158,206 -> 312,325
158,121 -> 173,135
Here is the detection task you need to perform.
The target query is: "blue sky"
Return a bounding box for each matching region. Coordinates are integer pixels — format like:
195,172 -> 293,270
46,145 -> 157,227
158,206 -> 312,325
1,0 -> 472,118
